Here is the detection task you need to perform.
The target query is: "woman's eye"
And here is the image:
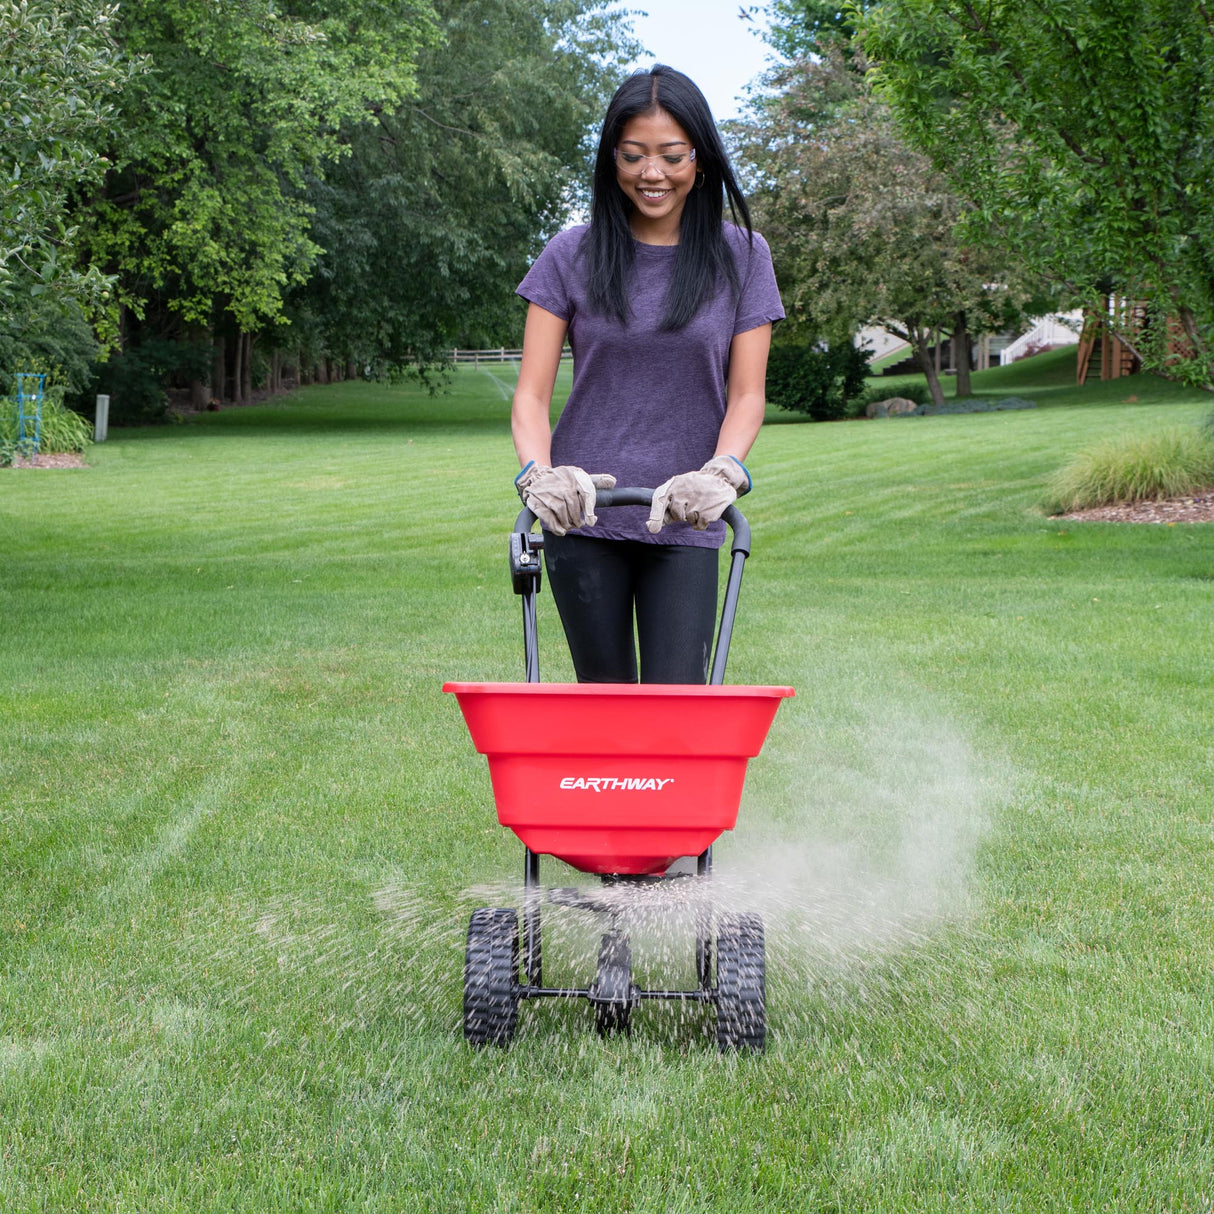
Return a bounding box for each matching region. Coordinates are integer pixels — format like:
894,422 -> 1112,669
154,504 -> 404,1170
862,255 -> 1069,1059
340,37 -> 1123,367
664,156 -> 685,166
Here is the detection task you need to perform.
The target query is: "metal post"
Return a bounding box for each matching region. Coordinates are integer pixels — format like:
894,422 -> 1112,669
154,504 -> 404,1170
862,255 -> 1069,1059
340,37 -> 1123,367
94,394 -> 110,443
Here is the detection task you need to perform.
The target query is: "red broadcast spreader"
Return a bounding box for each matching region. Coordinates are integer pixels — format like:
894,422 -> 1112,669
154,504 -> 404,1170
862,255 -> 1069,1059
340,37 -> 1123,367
444,682 -> 793,874
448,488 -> 793,1052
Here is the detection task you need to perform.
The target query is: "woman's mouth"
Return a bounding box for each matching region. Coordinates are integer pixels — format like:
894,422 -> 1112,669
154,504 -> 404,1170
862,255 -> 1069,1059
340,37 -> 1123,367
637,187 -> 671,200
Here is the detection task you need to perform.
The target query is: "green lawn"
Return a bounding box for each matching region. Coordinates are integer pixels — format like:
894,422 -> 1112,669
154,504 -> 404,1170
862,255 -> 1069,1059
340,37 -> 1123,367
2,363 -> 1213,1210
866,343 -> 1201,410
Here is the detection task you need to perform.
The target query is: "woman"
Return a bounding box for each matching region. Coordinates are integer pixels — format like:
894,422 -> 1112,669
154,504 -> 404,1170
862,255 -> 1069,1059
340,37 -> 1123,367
511,65 -> 783,684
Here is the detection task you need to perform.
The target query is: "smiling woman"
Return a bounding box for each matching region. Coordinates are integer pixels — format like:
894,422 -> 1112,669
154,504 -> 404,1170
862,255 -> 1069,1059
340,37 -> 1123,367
508,65 -> 785,686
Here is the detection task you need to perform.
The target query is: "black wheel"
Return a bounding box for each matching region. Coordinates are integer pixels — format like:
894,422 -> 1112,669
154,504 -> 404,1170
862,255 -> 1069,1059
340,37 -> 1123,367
716,912 -> 765,1053
591,930 -> 633,1038
464,908 -> 519,1047
595,1001 -> 632,1037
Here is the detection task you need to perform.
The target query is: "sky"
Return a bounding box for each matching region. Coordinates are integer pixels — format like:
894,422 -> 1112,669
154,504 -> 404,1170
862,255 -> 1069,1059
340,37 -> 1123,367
623,1 -> 776,122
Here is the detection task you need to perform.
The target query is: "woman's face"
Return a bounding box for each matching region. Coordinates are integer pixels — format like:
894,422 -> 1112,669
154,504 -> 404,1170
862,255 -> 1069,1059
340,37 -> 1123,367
613,108 -> 698,242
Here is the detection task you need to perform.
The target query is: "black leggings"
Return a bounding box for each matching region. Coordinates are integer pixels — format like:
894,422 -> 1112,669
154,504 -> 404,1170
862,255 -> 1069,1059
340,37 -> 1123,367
542,533 -> 719,684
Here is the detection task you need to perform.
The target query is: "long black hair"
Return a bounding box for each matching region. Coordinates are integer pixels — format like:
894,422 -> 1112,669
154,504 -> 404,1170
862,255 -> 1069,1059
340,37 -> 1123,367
583,65 -> 753,331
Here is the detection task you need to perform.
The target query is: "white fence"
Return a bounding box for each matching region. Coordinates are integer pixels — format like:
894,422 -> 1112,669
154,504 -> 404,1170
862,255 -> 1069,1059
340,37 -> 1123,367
450,347 -> 572,365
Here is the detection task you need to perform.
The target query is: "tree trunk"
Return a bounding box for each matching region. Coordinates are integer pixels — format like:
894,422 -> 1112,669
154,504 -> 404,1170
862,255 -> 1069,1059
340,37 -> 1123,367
241,332 -> 253,403
346,358 -> 358,380
953,311 -> 973,396
914,329 -> 947,406
212,334 -> 226,402
232,333 -> 245,405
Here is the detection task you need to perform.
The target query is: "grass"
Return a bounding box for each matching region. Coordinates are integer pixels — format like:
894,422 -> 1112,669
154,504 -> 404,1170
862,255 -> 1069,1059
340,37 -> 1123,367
3,360 -> 1214,1211
864,344 -> 1201,410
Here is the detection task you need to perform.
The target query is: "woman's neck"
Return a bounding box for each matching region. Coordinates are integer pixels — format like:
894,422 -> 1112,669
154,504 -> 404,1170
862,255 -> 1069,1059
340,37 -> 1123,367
629,212 -> 681,246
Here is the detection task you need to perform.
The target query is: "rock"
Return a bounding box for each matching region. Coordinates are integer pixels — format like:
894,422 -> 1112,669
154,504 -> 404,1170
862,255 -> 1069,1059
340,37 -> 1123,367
865,396 -> 917,419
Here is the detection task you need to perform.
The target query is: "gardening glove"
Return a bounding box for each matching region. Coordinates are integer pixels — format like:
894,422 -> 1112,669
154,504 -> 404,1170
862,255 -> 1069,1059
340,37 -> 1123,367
646,455 -> 751,533
515,461 -> 617,535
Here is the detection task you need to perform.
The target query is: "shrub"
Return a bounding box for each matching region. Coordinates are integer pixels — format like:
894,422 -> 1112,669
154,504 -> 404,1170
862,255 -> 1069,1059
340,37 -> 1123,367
0,295 -> 102,398
1043,426 -> 1214,513
766,341 -> 872,421
913,396 -> 1037,416
85,338 -> 212,425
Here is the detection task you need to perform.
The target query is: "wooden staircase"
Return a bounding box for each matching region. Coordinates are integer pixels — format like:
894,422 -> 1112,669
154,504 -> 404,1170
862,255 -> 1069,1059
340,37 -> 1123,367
1075,296 -> 1143,385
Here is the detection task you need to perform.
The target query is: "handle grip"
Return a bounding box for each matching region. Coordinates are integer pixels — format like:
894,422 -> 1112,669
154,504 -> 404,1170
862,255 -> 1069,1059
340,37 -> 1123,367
513,486 -> 750,556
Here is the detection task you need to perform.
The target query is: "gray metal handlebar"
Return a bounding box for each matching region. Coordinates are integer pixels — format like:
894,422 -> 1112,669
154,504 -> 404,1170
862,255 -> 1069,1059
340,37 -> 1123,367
513,486 -> 750,557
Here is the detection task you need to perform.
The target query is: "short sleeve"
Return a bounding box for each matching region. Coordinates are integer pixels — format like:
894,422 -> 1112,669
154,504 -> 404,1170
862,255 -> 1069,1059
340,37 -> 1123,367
732,231 -> 785,336
516,230 -> 579,321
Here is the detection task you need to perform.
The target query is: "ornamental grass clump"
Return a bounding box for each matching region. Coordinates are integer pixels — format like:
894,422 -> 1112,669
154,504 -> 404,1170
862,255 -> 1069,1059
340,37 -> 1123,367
1043,424 -> 1214,514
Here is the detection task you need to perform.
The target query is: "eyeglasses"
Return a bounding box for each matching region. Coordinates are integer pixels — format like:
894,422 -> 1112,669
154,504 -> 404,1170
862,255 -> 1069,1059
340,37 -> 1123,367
613,147 -> 697,176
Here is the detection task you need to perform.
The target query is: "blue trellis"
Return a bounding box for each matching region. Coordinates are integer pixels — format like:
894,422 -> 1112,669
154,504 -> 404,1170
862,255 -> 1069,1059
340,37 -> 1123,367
15,373 -> 45,456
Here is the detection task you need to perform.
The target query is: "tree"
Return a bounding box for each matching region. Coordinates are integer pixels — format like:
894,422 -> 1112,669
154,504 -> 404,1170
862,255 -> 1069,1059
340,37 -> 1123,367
0,0 -> 133,315
285,0 -> 641,373
735,51 -> 1030,404
861,0 -> 1214,389
81,0 -> 440,336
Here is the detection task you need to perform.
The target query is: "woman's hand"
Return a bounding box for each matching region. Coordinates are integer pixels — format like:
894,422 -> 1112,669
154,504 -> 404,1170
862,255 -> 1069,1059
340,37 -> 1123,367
646,456 -> 750,533
516,462 -> 617,535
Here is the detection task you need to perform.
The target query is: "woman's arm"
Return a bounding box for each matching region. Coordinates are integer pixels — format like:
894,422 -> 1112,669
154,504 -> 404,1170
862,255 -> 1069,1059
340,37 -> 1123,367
715,323 -> 773,461
511,303 -> 569,468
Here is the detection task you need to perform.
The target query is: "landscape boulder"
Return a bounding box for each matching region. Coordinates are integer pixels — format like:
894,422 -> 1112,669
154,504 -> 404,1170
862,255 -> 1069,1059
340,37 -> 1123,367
865,396 -> 918,419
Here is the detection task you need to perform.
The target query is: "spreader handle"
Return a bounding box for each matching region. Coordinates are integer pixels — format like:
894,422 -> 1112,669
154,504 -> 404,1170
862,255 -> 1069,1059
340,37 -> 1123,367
593,487 -> 750,557
510,487 -> 752,685
513,488 -> 750,555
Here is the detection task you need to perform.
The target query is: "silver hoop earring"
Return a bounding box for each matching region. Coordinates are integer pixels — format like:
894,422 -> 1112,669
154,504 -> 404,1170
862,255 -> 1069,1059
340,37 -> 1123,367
695,171 -> 705,189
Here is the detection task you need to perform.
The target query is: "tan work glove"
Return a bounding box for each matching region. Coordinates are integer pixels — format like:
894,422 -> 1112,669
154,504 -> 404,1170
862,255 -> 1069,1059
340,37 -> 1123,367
646,455 -> 751,534
515,461 -> 617,535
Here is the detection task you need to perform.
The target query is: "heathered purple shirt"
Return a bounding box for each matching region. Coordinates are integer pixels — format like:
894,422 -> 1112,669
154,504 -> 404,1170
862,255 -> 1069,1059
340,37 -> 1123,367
516,222 -> 784,547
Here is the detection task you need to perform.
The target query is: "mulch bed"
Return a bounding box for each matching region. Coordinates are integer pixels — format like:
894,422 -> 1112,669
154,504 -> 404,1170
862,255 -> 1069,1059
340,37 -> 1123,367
7,452 -> 88,469
1057,495 -> 1214,524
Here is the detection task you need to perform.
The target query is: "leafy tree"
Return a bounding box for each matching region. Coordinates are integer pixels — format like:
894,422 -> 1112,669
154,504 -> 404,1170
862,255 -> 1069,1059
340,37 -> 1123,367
762,0 -> 876,59
736,51 -> 1030,404
286,0 -> 642,372
81,0 -> 440,335
861,0 -> 1214,389
0,0 -> 133,314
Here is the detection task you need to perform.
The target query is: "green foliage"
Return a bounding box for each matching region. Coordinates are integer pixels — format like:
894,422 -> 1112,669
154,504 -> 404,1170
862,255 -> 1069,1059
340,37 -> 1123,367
1043,426 -> 1214,513
861,0 -> 1214,389
0,382 -> 91,459
88,336 -> 211,425
763,0 -> 876,59
81,0 -> 441,332
914,396 -> 1036,416
287,0 -> 641,367
0,0 -> 135,312
0,290 -> 102,395
734,49 -> 1037,406
766,339 -> 871,420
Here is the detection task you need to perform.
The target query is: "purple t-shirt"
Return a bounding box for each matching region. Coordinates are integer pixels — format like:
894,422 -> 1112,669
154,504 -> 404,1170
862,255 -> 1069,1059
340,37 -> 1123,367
516,222 -> 784,547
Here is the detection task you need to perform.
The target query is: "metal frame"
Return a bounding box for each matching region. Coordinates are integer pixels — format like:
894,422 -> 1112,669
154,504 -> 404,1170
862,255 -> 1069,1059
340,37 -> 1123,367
506,487 -> 752,1016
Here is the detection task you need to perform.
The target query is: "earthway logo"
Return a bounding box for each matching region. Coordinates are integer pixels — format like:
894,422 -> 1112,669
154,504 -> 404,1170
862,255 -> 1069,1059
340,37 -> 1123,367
559,776 -> 675,792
